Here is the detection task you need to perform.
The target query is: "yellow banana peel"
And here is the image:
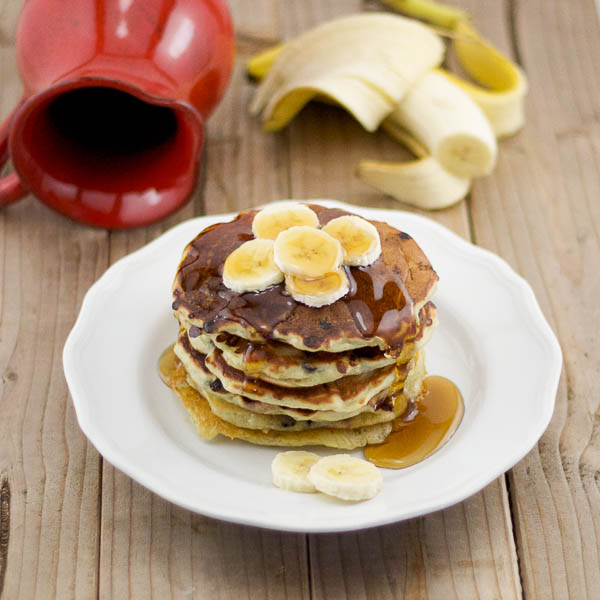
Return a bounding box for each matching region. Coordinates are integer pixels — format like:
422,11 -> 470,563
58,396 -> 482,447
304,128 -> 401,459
447,20 -> 528,137
380,0 -> 466,29
250,13 -> 444,133
246,44 -> 283,81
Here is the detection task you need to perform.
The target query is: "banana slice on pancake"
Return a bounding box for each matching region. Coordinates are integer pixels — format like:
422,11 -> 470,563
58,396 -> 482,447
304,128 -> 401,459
323,215 -> 381,266
252,203 -> 319,240
285,269 -> 349,307
274,226 -> 343,278
308,454 -> 383,501
223,239 -> 283,293
271,451 -> 320,493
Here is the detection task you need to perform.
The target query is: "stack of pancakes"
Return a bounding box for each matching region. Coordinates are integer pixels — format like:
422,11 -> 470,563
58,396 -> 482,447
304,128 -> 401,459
170,205 -> 438,449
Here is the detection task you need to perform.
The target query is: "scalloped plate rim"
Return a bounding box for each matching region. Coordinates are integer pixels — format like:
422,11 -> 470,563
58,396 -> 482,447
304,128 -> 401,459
63,200 -> 562,532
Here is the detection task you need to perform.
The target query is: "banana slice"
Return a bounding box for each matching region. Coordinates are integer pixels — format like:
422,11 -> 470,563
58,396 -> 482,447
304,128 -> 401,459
272,451 -> 321,493
322,215 -> 381,267
308,454 -> 383,501
285,269 -> 349,308
253,203 -> 319,240
274,226 -> 343,278
222,239 -> 284,293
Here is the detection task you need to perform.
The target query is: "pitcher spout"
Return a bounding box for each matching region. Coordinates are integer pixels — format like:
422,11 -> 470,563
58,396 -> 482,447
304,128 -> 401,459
9,78 -> 204,228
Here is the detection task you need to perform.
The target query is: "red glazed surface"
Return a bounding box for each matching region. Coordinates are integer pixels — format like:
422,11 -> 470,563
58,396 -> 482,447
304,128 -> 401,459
2,0 -> 234,228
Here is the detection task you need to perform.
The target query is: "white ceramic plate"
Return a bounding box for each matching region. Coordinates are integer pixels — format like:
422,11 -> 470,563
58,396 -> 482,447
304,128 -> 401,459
63,200 -> 562,533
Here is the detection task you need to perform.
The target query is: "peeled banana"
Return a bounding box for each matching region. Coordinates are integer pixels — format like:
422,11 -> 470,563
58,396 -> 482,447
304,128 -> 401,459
387,70 -> 497,178
245,0 -> 527,211
251,12 -> 444,132
383,2 -> 527,137
222,239 -> 283,293
359,117 -> 471,208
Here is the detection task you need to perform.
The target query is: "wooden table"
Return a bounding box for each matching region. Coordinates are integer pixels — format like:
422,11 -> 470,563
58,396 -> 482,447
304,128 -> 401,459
1,0 -> 598,597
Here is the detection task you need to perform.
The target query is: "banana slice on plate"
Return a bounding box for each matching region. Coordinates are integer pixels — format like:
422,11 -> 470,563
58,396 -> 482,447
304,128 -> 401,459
286,269 -> 349,308
223,239 -> 284,293
323,215 -> 381,266
308,454 -> 383,501
274,226 -> 343,278
272,451 -> 321,493
253,203 -> 319,240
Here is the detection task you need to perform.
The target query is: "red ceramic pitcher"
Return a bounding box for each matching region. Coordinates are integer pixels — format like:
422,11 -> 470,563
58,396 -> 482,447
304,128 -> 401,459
0,0 -> 234,228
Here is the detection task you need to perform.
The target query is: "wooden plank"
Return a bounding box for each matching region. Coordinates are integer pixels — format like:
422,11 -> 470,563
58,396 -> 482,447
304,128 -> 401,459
309,481 -> 519,600
0,207 -> 106,600
0,1 -> 107,597
458,0 -> 600,597
98,3 -> 310,599
265,1 -> 521,598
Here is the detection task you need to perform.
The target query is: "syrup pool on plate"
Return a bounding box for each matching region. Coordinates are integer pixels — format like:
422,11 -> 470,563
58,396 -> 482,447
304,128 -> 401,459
160,344 -> 464,470
364,376 -> 464,469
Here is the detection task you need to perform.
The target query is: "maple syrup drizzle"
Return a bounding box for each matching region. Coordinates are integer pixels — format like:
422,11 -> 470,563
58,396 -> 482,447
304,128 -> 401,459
172,206 -> 420,351
364,376 -> 464,469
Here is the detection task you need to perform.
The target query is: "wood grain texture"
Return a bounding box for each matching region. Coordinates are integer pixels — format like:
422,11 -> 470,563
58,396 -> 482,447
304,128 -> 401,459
273,1 -> 520,598
2,0 -> 596,598
308,481 -> 520,600
97,2 -> 310,598
458,0 -> 600,597
0,2 -> 106,599
0,203 -> 106,600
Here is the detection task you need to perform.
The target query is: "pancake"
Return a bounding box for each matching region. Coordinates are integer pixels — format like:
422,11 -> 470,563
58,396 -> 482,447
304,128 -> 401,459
205,389 -> 411,432
172,205 -> 438,355
174,331 -> 363,421
174,332 -> 425,429
204,346 -> 398,412
167,358 -> 394,449
184,301 -> 437,387
210,333 -> 394,387
169,202 -> 439,449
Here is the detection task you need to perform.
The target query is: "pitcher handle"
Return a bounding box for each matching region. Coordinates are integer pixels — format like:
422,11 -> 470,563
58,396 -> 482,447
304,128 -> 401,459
0,98 -> 27,207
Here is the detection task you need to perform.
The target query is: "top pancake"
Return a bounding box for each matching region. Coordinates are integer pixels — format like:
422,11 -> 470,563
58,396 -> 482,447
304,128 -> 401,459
172,204 -> 438,354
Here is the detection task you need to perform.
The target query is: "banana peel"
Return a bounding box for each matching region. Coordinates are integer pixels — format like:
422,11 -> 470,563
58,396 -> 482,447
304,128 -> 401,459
250,12 -> 444,132
358,123 -> 471,210
245,12 -> 526,139
246,44 -> 284,81
448,20 -> 528,137
380,0 -> 466,29
382,2 -> 528,137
